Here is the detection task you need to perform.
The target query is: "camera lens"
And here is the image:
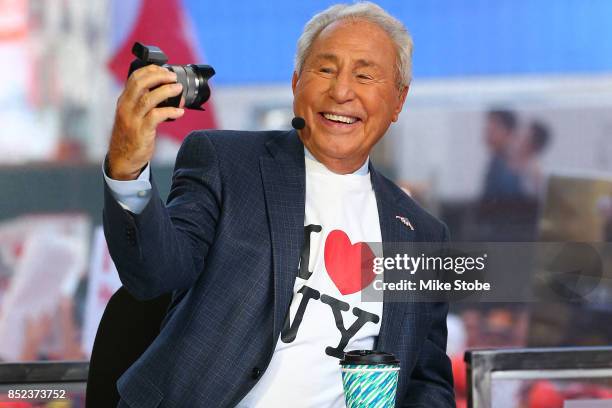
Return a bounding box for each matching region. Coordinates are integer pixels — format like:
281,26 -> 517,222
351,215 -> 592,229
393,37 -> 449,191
164,64 -> 215,109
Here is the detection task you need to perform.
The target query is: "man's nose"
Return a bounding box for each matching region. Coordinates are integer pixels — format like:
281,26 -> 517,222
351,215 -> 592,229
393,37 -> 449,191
328,72 -> 356,103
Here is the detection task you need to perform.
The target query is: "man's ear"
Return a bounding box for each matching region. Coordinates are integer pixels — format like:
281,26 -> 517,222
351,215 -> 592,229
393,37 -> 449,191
292,71 -> 299,95
392,85 -> 409,123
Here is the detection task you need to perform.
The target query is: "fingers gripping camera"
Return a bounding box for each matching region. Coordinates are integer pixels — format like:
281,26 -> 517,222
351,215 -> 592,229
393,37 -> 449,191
128,42 -> 215,110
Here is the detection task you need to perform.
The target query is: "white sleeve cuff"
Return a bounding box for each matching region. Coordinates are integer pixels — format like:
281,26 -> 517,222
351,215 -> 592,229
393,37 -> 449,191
103,162 -> 153,214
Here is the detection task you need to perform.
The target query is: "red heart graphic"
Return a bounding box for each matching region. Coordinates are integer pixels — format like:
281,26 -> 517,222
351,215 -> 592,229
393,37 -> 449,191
324,230 -> 376,295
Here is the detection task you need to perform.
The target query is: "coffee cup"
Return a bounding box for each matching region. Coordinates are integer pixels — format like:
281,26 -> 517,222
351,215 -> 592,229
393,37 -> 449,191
340,350 -> 400,408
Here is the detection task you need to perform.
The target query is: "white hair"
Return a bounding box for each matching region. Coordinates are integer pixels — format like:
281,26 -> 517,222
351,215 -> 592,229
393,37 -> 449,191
294,2 -> 414,88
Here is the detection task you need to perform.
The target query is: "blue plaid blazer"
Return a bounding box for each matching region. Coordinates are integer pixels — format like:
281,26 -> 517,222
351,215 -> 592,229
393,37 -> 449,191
103,129 -> 454,407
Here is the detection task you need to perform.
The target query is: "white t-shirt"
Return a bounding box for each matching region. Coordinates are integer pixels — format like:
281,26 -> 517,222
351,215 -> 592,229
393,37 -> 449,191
238,150 -> 383,407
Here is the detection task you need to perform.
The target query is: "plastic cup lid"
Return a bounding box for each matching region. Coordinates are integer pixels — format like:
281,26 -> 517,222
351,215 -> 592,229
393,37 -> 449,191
339,350 -> 400,365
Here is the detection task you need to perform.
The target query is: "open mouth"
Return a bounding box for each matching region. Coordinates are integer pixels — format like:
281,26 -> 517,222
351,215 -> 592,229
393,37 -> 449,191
319,112 -> 361,125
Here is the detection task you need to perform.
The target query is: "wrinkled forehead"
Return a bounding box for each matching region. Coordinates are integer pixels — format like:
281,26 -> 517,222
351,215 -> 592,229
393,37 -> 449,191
312,18 -> 396,53
304,18 -> 400,76
310,52 -> 380,70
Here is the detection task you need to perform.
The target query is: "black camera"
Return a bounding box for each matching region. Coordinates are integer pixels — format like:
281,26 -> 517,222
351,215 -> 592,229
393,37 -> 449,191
128,42 -> 215,110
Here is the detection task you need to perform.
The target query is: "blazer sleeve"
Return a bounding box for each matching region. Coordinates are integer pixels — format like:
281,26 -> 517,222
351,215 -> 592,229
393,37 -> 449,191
402,225 -> 455,408
103,131 -> 222,300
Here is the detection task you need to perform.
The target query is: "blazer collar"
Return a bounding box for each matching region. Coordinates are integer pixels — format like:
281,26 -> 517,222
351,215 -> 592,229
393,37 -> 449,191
260,130 -> 306,345
370,164 -> 419,353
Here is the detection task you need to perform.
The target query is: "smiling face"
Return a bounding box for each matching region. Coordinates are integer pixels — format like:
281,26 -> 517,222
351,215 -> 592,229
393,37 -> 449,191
292,19 -> 408,174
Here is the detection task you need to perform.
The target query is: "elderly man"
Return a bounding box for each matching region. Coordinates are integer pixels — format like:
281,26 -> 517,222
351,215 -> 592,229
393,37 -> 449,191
103,2 -> 454,407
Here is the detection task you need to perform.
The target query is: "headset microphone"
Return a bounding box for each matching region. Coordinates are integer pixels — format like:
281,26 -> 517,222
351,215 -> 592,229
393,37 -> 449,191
291,117 -> 306,130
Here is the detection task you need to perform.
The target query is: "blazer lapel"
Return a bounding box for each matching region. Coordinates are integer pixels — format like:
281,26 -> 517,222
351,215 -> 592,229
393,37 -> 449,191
260,130 -> 306,346
370,166 -> 417,352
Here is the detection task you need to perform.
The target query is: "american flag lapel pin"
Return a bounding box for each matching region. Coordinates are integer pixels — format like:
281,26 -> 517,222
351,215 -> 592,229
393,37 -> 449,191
395,215 -> 415,231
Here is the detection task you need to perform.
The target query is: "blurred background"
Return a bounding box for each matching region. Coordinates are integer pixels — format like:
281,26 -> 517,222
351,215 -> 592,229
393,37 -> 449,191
1,0 -> 612,406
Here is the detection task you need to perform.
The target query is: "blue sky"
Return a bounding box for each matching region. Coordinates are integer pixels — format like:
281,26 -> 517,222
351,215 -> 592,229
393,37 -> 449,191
180,0 -> 612,85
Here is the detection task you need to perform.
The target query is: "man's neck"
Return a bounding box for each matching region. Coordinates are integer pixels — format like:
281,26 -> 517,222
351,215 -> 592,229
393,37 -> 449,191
304,147 -> 369,175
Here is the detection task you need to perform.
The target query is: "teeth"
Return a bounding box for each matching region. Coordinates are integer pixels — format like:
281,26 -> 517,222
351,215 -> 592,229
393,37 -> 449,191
323,113 -> 357,124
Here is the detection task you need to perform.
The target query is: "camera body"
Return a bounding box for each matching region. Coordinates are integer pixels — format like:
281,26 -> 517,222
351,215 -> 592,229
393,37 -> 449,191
128,42 -> 215,110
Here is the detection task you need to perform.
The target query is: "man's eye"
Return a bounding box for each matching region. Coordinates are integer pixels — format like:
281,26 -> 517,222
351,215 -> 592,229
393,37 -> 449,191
357,74 -> 374,80
319,67 -> 334,74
